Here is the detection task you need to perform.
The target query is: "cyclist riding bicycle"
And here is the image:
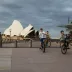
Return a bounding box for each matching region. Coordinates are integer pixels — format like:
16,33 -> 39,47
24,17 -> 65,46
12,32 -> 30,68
60,30 -> 65,41
60,30 -> 70,49
39,28 -> 46,49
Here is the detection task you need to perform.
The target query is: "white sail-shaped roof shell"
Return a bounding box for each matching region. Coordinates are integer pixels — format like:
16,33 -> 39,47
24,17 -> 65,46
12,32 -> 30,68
24,30 -> 34,37
4,20 -> 23,36
21,24 -> 34,37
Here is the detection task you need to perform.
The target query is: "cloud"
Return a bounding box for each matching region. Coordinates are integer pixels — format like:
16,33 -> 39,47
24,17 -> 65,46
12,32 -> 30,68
2,3 -> 22,9
3,0 -> 15,3
0,6 -> 9,12
0,0 -> 72,37
63,7 -> 72,12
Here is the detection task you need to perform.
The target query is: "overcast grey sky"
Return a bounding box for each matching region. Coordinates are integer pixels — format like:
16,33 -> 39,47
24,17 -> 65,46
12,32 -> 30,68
0,0 -> 72,37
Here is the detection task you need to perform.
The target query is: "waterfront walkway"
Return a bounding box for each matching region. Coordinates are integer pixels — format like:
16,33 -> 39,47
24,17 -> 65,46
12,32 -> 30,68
0,48 -> 72,72
0,48 -> 12,72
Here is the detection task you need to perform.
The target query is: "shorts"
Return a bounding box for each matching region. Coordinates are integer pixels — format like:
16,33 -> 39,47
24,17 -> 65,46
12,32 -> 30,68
40,38 -> 46,43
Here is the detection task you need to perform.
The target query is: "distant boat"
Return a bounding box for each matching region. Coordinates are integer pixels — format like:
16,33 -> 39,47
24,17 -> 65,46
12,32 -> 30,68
58,21 -> 72,32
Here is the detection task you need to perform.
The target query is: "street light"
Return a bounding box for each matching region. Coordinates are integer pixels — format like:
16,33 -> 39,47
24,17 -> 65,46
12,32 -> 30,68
9,29 -> 11,42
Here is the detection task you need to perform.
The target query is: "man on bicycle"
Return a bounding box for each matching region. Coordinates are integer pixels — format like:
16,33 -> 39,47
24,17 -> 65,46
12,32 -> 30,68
60,30 -> 65,42
39,28 -> 46,49
60,30 -> 70,49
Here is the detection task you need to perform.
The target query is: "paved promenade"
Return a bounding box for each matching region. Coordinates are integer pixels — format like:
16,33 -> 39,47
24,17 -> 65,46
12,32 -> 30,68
0,48 -> 72,72
11,48 -> 72,72
0,48 -> 12,72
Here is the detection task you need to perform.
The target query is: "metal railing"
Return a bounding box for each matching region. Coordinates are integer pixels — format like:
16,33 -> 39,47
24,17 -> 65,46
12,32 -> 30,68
0,33 -> 64,48
0,38 -> 63,48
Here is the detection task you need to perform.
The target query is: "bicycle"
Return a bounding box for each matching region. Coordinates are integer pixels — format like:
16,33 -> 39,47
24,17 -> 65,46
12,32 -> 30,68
40,39 -> 47,53
61,36 -> 70,54
61,41 -> 68,54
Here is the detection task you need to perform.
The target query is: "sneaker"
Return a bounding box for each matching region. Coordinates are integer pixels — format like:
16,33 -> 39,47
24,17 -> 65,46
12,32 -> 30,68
39,47 -> 41,49
67,47 -> 70,49
39,47 -> 43,50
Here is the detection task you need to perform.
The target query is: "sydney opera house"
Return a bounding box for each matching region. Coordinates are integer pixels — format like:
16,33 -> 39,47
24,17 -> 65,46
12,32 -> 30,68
2,20 -> 38,41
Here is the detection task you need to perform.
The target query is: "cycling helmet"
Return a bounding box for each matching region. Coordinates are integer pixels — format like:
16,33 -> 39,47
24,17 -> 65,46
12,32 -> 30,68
60,30 -> 64,33
40,28 -> 43,30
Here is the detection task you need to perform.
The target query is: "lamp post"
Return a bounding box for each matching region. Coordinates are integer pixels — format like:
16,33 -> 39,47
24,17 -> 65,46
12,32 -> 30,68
0,32 -> 2,48
9,29 -> 11,42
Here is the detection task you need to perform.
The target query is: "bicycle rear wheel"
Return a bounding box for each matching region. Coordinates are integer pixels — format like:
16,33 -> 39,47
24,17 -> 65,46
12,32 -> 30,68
61,45 -> 67,54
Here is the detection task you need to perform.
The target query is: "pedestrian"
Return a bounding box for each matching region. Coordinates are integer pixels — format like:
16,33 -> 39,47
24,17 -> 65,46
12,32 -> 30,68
0,32 -> 2,48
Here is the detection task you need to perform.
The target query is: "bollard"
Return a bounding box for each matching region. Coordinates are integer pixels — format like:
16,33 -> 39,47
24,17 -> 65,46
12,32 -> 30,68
30,39 -> 32,48
15,40 -> 17,48
0,32 -> 2,48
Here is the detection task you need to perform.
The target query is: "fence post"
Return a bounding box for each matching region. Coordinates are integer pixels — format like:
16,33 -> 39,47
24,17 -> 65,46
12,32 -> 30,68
0,32 -> 2,48
30,39 -> 32,48
15,40 -> 17,48
60,41 -> 61,47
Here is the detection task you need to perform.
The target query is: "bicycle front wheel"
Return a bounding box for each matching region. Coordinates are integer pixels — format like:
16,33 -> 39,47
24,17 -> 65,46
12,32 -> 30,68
61,45 -> 67,54
43,43 -> 45,53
